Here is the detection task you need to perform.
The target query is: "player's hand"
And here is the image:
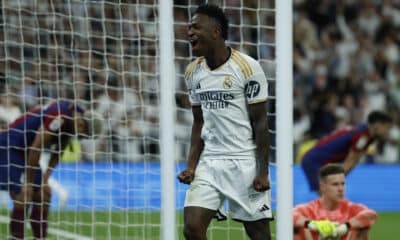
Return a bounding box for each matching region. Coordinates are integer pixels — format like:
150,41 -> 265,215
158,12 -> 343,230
333,223 -> 350,237
307,220 -> 337,238
177,168 -> 195,184
252,171 -> 270,192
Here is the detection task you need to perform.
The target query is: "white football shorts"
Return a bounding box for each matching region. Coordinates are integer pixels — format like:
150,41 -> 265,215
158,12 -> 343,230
184,158 -> 273,222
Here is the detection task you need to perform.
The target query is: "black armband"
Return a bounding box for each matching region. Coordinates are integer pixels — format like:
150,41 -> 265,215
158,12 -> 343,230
304,220 -> 310,228
345,222 -> 352,229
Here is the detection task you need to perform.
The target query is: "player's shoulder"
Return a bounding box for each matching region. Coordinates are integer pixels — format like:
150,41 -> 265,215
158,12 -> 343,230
354,124 -> 369,133
231,48 -> 258,64
44,100 -> 84,116
341,198 -> 368,209
230,48 -> 271,81
230,49 -> 259,78
294,199 -> 319,211
184,56 -> 204,81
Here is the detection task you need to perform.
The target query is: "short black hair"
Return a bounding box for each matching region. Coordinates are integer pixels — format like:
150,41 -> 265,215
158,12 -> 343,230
318,164 -> 344,181
194,4 -> 229,40
367,111 -> 393,124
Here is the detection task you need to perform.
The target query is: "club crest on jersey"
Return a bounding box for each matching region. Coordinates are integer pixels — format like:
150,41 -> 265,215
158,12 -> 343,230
245,80 -> 260,98
223,76 -> 232,89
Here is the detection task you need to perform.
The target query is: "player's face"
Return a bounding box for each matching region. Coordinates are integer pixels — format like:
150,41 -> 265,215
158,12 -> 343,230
320,173 -> 345,203
188,14 -> 217,56
74,114 -> 87,138
374,122 -> 392,140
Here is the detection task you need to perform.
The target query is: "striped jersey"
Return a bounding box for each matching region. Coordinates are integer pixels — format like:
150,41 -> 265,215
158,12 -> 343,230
185,48 -> 269,159
302,124 -> 373,166
293,199 -> 377,240
0,100 -> 84,150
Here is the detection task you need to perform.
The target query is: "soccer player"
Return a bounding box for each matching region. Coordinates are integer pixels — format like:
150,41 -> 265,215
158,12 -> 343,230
177,4 -> 272,240
0,100 -> 103,239
293,164 -> 377,240
301,110 -> 392,191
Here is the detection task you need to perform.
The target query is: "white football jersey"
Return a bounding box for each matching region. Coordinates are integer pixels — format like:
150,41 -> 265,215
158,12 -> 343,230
185,48 -> 269,160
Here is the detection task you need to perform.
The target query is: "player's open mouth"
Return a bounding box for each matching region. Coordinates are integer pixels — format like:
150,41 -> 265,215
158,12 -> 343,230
190,40 -> 199,49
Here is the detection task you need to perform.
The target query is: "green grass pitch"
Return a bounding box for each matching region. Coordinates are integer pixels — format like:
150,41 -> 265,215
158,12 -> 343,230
1,210 -> 399,239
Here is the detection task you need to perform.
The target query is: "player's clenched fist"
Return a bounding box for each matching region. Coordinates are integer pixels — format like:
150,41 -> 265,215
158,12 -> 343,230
252,172 -> 270,192
177,168 -> 195,184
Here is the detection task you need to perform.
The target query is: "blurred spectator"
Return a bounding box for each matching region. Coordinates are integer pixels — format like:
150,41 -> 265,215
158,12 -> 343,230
293,0 -> 400,164
95,75 -> 139,162
21,78 -> 38,110
0,94 -> 21,129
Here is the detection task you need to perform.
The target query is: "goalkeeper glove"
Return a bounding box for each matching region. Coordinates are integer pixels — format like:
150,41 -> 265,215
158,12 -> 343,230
306,220 -> 337,238
334,222 -> 351,237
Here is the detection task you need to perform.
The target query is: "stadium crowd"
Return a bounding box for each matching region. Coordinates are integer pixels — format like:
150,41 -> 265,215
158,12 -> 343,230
293,0 -> 400,164
0,0 -> 399,164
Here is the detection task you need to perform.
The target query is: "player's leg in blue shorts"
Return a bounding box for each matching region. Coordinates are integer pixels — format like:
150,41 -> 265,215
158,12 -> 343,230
0,148 -> 42,194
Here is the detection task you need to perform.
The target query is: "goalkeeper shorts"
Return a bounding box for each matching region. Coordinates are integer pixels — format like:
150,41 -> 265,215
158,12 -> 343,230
184,158 -> 273,222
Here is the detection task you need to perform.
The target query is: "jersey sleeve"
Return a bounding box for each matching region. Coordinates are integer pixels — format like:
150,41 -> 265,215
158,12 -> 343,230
244,59 -> 268,104
347,202 -> 377,228
184,58 -> 202,106
350,132 -> 370,152
185,79 -> 201,106
43,111 -> 68,133
293,203 -> 315,224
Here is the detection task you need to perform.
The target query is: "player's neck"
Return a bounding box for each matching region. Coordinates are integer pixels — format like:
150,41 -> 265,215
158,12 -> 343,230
205,45 -> 230,70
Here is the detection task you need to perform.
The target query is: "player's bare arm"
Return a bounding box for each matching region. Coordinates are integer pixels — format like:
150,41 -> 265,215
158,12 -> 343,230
17,127 -> 54,203
178,105 -> 204,184
343,150 -> 362,175
43,139 -> 70,184
248,101 -> 270,191
26,127 -> 55,186
348,208 -> 377,229
293,215 -> 309,229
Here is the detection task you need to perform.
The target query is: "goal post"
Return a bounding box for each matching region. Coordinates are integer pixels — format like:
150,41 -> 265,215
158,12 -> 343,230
276,0 -> 294,239
158,0 -> 176,240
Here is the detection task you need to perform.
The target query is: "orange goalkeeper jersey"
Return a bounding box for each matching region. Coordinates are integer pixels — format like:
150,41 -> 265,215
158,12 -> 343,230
293,199 -> 377,240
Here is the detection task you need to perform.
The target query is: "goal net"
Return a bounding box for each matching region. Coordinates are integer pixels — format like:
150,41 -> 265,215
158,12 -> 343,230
0,0 -> 275,239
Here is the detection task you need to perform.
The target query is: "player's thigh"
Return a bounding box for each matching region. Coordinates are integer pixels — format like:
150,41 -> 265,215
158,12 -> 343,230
32,184 -> 51,203
183,206 -> 216,232
227,159 -> 272,221
243,218 -> 271,240
184,161 -> 224,211
4,150 -> 26,195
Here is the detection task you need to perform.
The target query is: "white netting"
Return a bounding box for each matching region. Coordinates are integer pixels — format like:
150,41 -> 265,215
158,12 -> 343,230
0,0 -> 275,239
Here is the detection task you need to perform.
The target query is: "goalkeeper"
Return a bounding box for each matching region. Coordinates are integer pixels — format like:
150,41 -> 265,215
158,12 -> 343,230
0,100 -> 103,239
293,164 -> 377,240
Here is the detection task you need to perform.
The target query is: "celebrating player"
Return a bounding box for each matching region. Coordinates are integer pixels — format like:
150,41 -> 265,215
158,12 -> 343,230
301,110 -> 392,191
177,4 -> 272,240
0,100 -> 103,239
293,164 -> 377,240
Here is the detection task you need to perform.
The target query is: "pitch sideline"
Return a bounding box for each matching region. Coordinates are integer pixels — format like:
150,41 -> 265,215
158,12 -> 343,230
0,215 -> 93,240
